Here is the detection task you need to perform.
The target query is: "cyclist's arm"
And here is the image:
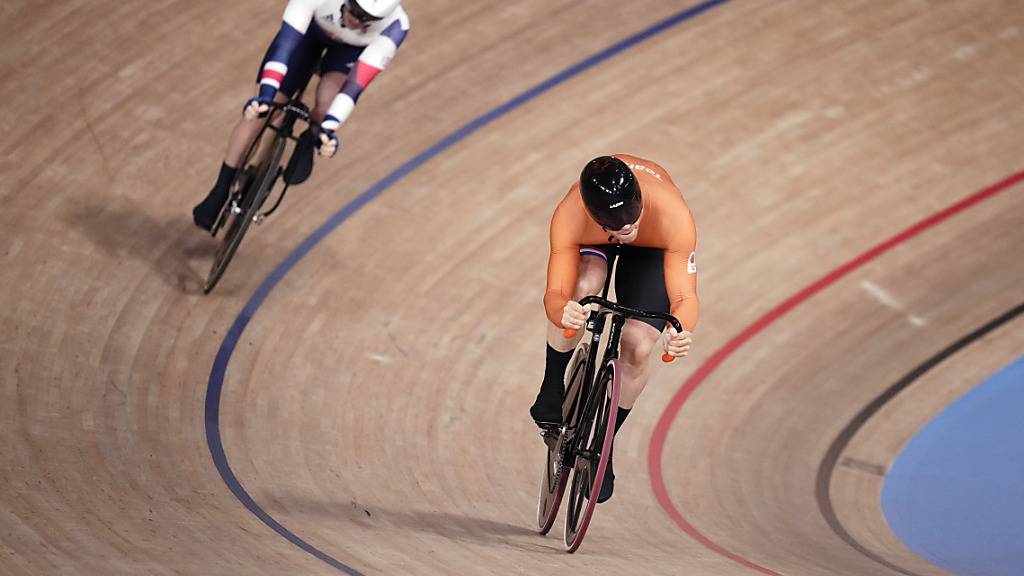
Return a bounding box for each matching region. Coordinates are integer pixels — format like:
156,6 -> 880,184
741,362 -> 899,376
257,0 -> 319,102
543,198 -> 583,327
663,204 -> 700,331
322,17 -> 410,133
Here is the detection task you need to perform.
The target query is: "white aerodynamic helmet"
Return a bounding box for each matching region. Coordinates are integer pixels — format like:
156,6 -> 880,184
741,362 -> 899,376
346,0 -> 400,21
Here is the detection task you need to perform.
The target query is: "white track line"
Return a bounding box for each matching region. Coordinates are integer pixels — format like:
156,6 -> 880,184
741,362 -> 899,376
860,280 -> 928,327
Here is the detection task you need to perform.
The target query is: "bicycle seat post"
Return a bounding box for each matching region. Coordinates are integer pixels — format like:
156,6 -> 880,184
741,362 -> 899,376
599,245 -> 620,301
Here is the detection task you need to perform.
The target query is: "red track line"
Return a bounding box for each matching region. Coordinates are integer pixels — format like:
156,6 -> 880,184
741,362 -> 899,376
647,170 -> 1024,576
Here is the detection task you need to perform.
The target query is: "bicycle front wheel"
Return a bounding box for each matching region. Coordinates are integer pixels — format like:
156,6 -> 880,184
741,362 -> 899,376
203,130 -> 287,294
536,343 -> 590,534
563,358 -> 620,552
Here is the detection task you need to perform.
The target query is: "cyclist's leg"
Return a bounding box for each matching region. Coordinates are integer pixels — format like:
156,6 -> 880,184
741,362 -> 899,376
220,91 -> 291,169
281,68 -> 345,185
598,245 -> 668,501
311,71 -> 347,124
530,246 -> 611,425
311,42 -> 362,123
282,42 -> 359,184
613,245 -> 670,409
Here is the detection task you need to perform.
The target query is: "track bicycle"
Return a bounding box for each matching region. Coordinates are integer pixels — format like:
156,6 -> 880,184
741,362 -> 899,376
536,266 -> 682,552
203,99 -> 316,293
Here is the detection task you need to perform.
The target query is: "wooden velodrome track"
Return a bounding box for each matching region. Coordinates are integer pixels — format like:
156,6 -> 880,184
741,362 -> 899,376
2,0 -> 1022,574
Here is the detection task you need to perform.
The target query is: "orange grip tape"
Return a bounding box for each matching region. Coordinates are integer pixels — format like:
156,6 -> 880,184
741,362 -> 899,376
563,328 -> 578,339
662,353 -> 675,363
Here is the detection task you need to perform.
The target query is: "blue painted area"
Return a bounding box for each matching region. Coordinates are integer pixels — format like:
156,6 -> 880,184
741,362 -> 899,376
203,1 -> 733,573
883,356 -> 1024,576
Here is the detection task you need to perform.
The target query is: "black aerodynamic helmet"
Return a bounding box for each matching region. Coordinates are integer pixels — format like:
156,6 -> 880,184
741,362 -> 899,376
579,156 -> 641,230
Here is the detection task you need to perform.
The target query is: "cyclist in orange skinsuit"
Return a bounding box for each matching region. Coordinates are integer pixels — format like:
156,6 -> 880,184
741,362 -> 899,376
531,154 -> 698,503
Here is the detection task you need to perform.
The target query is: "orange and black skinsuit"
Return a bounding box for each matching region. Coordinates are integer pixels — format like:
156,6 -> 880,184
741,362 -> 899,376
543,154 -> 699,332
531,154 -> 700,502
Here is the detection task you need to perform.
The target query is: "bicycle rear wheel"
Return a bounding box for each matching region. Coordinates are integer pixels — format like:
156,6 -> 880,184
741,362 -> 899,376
563,358 -> 620,552
537,343 -> 589,535
203,126 -> 287,294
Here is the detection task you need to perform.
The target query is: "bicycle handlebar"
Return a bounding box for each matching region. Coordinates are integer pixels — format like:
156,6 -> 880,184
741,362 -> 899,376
257,100 -> 312,124
562,296 -> 685,363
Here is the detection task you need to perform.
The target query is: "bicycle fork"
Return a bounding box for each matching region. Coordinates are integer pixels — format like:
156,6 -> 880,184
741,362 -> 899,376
562,312 -> 624,468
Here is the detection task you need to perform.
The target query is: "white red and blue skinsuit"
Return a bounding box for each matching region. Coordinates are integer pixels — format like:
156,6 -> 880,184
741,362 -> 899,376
257,0 -> 410,133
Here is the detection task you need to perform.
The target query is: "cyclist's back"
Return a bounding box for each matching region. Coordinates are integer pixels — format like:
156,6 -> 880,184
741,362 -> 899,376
545,153 -> 698,330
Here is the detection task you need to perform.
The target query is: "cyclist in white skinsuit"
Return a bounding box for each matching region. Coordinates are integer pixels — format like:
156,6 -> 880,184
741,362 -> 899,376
192,0 -> 410,231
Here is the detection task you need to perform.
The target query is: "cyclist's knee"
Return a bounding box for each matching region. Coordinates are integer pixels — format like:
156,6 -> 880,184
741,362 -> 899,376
620,321 -> 659,367
313,72 -> 347,118
574,255 -> 608,299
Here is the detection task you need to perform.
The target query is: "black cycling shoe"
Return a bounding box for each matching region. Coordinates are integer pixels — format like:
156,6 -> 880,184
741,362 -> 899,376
192,186 -> 229,232
597,452 -> 614,503
529,391 -> 562,428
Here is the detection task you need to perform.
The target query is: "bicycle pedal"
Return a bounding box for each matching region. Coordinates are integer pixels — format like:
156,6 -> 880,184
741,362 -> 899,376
541,428 -> 557,441
540,421 -> 564,436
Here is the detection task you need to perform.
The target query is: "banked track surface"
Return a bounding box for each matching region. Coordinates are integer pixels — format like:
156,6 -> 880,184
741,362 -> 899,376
2,1 -> 1023,574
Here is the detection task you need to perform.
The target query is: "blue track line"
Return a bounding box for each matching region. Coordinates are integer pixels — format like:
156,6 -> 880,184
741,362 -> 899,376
203,1 -> 733,572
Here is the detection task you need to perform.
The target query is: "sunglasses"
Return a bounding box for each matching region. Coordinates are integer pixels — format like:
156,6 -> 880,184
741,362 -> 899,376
345,1 -> 384,23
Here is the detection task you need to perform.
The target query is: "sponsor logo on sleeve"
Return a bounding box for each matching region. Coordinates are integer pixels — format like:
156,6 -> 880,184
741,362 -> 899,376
687,251 -> 697,274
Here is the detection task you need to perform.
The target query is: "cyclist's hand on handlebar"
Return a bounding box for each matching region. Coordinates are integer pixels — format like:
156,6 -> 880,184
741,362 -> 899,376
317,129 -> 339,158
662,326 -> 692,358
243,98 -> 271,120
561,301 -> 593,332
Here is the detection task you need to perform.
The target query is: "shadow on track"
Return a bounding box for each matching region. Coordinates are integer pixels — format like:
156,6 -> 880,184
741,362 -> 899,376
61,196 -> 246,295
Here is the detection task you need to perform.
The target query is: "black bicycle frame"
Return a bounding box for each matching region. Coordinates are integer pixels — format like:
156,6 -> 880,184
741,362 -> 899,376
239,101 -> 309,177
579,245 -> 620,418
565,245 -> 684,444
257,102 -> 312,219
